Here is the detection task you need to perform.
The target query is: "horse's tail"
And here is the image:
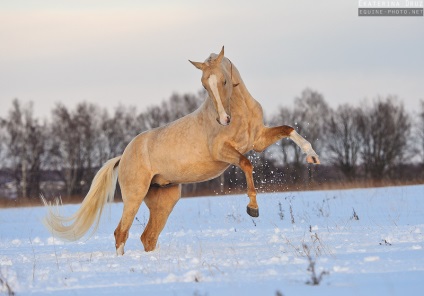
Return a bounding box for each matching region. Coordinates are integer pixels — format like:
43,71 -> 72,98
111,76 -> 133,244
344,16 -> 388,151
42,156 -> 122,241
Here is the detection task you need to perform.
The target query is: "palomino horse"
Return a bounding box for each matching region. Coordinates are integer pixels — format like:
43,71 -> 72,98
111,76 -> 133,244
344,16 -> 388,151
43,47 -> 320,255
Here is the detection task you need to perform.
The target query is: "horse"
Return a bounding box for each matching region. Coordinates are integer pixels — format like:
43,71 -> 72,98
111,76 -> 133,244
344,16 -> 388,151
43,47 -> 320,255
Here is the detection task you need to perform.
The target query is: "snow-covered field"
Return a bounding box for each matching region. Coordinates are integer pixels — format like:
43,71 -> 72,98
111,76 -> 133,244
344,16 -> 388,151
1,185 -> 423,295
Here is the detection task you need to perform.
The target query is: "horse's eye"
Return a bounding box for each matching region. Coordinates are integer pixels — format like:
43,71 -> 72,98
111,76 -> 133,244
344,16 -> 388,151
224,80 -> 227,85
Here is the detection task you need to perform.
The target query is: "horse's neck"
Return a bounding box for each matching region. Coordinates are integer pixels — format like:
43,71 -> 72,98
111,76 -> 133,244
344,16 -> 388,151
227,62 -> 261,114
197,95 -> 218,123
196,59 -> 263,126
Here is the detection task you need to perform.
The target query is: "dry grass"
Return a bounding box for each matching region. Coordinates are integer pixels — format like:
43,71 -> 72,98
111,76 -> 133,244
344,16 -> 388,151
0,197 -> 43,208
303,243 -> 329,286
0,195 -> 86,208
189,178 -> 423,198
1,179 -> 422,208
0,272 -> 15,296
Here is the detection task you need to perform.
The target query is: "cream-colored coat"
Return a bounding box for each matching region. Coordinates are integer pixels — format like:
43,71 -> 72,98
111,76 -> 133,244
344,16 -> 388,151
43,47 -> 320,255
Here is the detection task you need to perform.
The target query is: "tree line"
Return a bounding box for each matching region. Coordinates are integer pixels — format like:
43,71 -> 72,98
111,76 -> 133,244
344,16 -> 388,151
0,88 -> 423,202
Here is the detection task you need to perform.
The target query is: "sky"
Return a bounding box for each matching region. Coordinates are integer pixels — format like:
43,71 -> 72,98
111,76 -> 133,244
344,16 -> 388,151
0,0 -> 423,119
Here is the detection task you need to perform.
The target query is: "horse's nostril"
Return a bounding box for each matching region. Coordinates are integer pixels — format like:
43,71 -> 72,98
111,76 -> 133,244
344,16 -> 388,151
226,116 -> 231,124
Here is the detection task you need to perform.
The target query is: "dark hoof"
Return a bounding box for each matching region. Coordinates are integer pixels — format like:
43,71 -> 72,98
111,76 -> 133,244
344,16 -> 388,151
306,154 -> 320,165
247,206 -> 259,217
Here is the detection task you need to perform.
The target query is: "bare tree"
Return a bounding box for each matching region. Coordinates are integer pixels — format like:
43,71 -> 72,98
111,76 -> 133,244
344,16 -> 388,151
1,99 -> 46,198
269,106 -> 305,185
50,104 -> 80,197
0,90 -> 422,201
357,97 -> 411,180
326,104 -> 362,180
141,105 -> 166,130
269,106 -> 294,165
140,92 -> 203,129
74,103 -> 106,188
165,92 -> 203,121
419,100 -> 424,165
293,88 -> 330,154
293,89 -> 330,184
100,105 -> 146,165
268,88 -> 330,187
50,102 -> 106,196
0,118 -> 6,166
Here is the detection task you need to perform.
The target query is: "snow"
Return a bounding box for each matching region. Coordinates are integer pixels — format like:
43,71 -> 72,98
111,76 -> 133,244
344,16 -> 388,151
1,185 -> 423,295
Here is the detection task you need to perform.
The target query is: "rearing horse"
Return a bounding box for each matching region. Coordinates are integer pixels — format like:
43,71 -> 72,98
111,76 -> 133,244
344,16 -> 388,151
43,47 -> 320,255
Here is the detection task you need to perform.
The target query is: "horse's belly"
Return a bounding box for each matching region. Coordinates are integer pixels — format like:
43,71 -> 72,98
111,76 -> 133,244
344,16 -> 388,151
153,160 -> 229,185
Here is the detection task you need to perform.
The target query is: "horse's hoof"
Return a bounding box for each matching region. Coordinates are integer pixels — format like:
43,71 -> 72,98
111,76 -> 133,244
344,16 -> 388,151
116,243 -> 125,256
247,206 -> 259,218
306,155 -> 320,164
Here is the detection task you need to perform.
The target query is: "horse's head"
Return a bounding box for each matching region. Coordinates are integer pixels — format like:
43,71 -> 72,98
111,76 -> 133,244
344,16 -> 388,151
189,46 -> 237,126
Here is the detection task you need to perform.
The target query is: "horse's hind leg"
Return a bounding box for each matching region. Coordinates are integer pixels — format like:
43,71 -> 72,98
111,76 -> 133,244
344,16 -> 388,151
141,184 -> 181,252
114,170 -> 153,255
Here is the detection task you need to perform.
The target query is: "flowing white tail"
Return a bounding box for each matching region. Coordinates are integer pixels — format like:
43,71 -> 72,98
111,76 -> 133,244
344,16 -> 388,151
42,156 -> 121,241
41,47 -> 320,255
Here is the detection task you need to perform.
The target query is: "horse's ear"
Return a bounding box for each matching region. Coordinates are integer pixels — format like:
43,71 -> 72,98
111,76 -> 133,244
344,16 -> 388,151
189,60 -> 205,70
216,46 -> 225,63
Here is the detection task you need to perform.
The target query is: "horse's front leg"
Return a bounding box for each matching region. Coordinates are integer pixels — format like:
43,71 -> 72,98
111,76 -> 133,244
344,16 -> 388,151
216,142 -> 259,217
254,126 -> 320,164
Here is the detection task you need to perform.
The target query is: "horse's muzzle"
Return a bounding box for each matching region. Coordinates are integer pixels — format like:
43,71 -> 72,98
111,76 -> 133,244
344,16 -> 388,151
217,115 -> 231,126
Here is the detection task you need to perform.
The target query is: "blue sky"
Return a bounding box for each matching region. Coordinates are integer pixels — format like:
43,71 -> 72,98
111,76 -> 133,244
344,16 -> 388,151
1,0 -> 423,118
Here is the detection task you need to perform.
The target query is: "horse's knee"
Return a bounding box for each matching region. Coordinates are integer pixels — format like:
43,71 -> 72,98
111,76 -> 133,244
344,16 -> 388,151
282,125 -> 295,136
